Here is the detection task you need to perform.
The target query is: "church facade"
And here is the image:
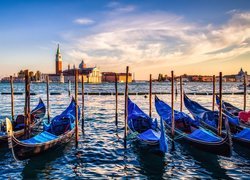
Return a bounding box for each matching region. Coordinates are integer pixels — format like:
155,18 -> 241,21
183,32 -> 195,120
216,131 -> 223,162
63,60 -> 102,83
41,44 -> 102,83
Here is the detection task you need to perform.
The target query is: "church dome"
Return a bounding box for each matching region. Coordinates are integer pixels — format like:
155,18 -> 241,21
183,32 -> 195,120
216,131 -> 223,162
79,60 -> 86,69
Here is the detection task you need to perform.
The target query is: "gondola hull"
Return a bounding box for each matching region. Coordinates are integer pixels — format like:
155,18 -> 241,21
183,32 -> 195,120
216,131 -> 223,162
200,121 -> 250,148
9,128 -> 75,161
164,123 -> 232,157
155,95 -> 232,157
6,98 -> 78,161
184,94 -> 250,148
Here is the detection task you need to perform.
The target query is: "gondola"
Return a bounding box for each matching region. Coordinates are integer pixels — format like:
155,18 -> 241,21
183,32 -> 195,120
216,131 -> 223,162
128,97 -> 168,153
184,94 -> 250,148
216,95 -> 250,126
6,98 -> 80,160
155,96 -> 232,157
216,95 -> 243,117
0,98 -> 46,144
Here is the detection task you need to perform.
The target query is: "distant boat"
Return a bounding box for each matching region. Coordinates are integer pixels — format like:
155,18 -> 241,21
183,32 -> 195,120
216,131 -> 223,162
177,82 -> 187,85
238,83 -> 250,90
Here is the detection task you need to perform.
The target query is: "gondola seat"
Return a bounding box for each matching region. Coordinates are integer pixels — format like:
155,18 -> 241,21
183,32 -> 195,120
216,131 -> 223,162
137,129 -> 160,141
22,131 -> 58,144
188,129 -> 222,142
234,128 -> 250,140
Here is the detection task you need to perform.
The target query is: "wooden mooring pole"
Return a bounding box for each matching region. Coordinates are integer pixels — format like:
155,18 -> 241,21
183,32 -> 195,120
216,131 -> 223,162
175,81 -> 178,100
124,66 -> 129,148
244,75 -> 247,111
171,71 -> 175,138
46,75 -> 50,123
24,70 -> 31,138
68,80 -> 71,97
115,73 -> 118,127
218,72 -> 222,136
81,75 -> 85,135
149,74 -> 152,118
180,76 -> 183,112
10,76 -> 14,121
212,75 -> 216,111
75,69 -> 79,147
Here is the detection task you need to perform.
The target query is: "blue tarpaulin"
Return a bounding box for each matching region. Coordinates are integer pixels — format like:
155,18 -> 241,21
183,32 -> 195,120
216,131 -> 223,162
234,128 -> 250,140
188,129 -> 222,142
155,96 -> 199,126
137,129 -> 160,141
22,131 -> 58,144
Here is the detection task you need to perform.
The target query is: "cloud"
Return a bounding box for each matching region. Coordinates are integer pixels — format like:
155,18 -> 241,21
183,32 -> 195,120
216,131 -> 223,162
64,10 -> 250,77
106,1 -> 120,8
73,18 -> 95,25
106,2 -> 135,14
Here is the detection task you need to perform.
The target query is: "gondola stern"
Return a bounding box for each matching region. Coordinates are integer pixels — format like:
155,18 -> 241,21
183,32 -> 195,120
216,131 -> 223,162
6,118 -> 13,137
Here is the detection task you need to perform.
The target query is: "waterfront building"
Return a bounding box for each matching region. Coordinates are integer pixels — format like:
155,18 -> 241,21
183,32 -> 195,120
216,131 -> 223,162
63,60 -> 102,83
223,68 -> 250,82
102,72 -> 132,83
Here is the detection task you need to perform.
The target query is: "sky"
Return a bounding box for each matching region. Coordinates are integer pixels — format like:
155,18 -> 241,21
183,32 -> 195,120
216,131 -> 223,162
0,0 -> 250,80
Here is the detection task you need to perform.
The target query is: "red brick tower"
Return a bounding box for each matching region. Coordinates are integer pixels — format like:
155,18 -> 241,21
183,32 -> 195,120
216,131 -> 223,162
55,44 -> 62,74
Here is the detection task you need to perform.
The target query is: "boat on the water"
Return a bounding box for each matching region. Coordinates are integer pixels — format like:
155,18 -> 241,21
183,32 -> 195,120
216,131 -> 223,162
184,94 -> 250,148
0,98 -> 46,145
128,97 -> 168,154
6,98 -> 80,160
215,95 -> 250,125
155,96 -> 232,157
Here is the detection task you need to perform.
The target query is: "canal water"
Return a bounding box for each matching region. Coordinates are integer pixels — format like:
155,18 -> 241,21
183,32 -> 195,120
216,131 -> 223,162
0,82 -> 249,179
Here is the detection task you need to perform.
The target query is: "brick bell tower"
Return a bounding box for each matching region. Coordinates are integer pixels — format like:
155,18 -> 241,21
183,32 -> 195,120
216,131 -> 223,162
55,44 -> 62,74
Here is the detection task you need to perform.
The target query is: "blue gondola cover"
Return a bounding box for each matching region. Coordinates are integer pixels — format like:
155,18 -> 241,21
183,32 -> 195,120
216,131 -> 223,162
188,129 -> 222,142
22,131 -> 58,144
234,128 -> 250,140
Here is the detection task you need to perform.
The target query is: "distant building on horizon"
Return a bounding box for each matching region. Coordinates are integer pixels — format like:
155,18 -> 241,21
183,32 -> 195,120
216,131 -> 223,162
224,68 -> 250,82
63,60 -> 102,83
102,72 -> 132,83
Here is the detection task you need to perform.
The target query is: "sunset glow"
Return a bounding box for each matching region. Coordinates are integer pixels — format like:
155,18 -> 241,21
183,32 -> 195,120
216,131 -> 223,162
0,0 -> 249,79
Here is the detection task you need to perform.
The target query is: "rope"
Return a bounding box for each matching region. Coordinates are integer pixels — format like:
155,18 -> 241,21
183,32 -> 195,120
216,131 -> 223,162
173,131 -> 188,140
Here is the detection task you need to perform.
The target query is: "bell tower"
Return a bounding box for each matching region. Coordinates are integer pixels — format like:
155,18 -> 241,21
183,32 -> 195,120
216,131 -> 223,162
55,44 -> 62,74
